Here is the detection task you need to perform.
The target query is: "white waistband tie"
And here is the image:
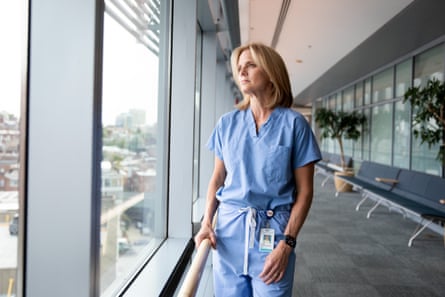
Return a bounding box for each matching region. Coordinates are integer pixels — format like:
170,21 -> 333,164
239,207 -> 256,275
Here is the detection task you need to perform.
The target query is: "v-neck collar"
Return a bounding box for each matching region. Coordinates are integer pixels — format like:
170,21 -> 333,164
247,107 -> 281,138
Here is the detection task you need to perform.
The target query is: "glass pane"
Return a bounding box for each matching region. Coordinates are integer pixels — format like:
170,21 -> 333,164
342,86 -> 354,111
395,59 -> 412,97
372,67 -> 394,103
100,0 -> 168,295
413,43 -> 444,87
411,43 -> 444,174
0,1 -> 23,296
193,24 -> 202,204
411,135 -> 441,175
352,110 -> 364,160
370,104 -> 393,165
362,109 -> 371,160
327,94 -> 337,110
393,101 -> 410,169
355,82 -> 363,108
343,86 -> 354,158
364,79 -> 371,105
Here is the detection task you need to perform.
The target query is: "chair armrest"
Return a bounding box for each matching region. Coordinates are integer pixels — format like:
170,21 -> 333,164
375,177 -> 399,184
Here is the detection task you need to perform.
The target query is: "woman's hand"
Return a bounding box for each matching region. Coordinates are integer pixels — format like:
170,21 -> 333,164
259,240 -> 292,284
194,223 -> 217,249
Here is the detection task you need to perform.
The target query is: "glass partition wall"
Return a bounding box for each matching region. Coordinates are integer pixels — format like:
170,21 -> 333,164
315,42 -> 445,176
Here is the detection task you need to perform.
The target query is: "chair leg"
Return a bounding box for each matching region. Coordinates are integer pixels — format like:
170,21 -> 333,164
408,219 -> 432,247
367,200 -> 382,219
355,193 -> 368,211
321,175 -> 331,187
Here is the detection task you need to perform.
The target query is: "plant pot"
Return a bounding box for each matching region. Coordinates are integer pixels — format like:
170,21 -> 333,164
334,170 -> 354,192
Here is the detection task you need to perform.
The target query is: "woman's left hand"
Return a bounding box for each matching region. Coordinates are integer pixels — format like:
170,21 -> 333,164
259,240 -> 292,284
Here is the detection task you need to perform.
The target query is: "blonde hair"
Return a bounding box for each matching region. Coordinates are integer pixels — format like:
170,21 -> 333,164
231,42 -> 293,110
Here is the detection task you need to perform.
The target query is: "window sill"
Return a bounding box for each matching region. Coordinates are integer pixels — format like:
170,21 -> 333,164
122,237 -> 190,297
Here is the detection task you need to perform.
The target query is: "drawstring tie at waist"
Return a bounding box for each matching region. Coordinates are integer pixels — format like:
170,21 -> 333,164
239,207 -> 256,274
219,203 -> 290,275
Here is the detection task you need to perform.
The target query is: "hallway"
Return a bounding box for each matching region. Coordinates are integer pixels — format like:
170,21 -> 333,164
193,174 -> 445,297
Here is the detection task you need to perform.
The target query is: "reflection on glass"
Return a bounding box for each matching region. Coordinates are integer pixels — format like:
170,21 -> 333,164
372,68 -> 393,103
370,104 -> 393,165
411,43 -> 444,174
362,109 -> 371,161
355,82 -> 363,108
100,0 -> 166,295
364,79 -> 371,105
342,86 -> 354,111
413,43 -> 444,88
393,101 -> 410,169
193,24 -> 202,204
395,59 -> 412,97
0,1 -> 22,296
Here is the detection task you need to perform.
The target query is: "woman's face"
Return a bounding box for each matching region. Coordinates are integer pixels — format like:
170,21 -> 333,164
237,49 -> 271,97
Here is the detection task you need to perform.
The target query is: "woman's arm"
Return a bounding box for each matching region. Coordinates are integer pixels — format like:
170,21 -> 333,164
283,162 -> 315,239
260,162 -> 315,284
194,156 -> 226,248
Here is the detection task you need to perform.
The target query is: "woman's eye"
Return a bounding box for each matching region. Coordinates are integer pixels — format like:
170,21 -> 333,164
238,63 -> 255,72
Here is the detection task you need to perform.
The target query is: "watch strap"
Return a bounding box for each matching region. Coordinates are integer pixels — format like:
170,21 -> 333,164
284,234 -> 297,248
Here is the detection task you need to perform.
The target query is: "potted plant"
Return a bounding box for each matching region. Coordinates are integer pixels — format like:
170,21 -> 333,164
404,78 -> 445,177
314,107 -> 367,191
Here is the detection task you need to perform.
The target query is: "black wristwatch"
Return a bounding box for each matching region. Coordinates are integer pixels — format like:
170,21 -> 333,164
284,235 -> 297,248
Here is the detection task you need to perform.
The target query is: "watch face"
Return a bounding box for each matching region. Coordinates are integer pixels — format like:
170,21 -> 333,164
285,235 -> 296,248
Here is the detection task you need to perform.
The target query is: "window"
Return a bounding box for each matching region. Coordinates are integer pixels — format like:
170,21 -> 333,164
370,104 -> 393,165
395,59 -> 412,97
342,86 -> 354,157
193,24 -> 203,204
364,78 -> 372,105
342,86 -> 354,111
413,43 -> 444,87
393,100 -> 410,169
0,1 -> 23,296
362,109 -> 371,161
355,82 -> 363,107
100,0 -> 169,295
324,96 -> 337,153
372,68 -> 394,102
411,43 -> 445,175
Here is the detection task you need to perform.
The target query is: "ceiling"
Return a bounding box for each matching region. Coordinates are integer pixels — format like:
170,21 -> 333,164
238,0 -> 415,106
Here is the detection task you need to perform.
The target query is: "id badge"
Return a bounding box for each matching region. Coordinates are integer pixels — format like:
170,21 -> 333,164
259,228 -> 275,252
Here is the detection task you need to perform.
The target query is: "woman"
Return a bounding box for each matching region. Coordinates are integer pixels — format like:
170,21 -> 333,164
194,42 -> 321,297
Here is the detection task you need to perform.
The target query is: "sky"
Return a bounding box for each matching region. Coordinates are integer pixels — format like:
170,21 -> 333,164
1,1 -> 21,117
102,14 -> 159,126
1,2 -> 159,126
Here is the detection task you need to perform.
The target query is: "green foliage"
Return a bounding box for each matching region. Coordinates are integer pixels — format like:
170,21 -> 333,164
314,107 -> 366,168
314,108 -> 366,141
404,78 -> 445,162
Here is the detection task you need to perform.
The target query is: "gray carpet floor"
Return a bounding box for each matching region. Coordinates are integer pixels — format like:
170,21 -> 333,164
294,175 -> 445,297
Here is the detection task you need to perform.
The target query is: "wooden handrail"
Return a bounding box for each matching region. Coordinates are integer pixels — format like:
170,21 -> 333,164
375,177 -> 399,184
177,238 -> 212,297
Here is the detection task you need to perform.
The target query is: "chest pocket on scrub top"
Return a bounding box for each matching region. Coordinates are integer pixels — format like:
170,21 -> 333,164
265,145 -> 291,184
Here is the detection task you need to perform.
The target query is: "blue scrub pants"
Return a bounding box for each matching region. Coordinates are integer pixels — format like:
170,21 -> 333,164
212,203 -> 296,297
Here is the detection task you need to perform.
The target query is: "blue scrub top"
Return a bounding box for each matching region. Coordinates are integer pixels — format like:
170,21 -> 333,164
207,107 -> 321,210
